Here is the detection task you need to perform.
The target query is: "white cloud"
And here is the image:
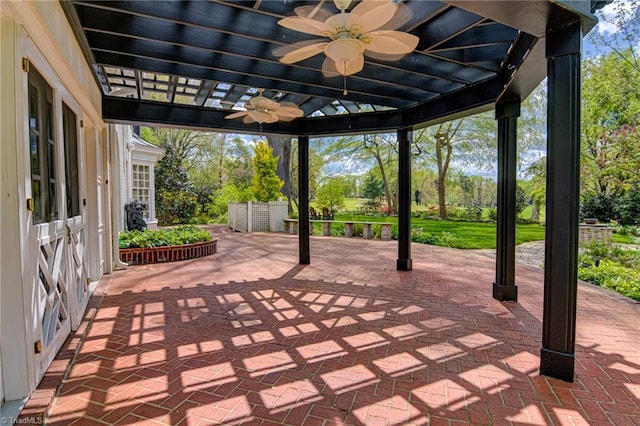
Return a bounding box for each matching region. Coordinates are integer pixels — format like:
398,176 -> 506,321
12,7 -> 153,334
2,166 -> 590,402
596,1 -> 637,34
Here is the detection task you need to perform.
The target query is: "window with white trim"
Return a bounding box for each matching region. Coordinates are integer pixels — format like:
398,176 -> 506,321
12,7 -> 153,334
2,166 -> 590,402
132,164 -> 150,220
28,66 -> 57,223
63,103 -> 80,217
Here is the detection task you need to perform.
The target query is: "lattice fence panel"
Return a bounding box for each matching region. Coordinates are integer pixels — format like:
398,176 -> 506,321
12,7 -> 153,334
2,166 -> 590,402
228,202 -> 248,232
251,202 -> 270,231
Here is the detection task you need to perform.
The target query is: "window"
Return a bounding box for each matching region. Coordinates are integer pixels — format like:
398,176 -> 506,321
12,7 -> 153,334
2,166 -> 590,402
28,66 -> 57,223
63,103 -> 80,217
132,164 -> 150,220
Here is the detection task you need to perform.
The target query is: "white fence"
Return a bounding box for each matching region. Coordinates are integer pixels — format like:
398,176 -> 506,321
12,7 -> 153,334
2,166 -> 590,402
228,201 -> 288,233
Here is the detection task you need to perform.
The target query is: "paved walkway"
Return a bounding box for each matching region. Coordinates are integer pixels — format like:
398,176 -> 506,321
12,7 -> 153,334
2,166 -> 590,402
19,227 -> 640,425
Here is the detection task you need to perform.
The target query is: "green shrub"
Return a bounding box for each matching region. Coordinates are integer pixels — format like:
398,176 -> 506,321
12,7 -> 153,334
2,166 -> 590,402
580,193 -> 617,223
157,190 -> 198,226
119,226 -> 211,249
616,189 -> 640,226
578,242 -> 640,301
463,205 -> 483,221
206,184 -> 253,222
408,228 -> 469,249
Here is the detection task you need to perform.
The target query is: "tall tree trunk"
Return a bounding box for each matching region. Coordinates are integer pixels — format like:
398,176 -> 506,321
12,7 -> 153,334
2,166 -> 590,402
434,127 -> 454,219
267,135 -> 292,212
531,201 -> 540,223
375,155 -> 393,215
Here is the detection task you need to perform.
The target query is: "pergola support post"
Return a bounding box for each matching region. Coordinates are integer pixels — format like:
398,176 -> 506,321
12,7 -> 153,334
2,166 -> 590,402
540,21 -> 582,383
397,127 -> 412,271
298,136 -> 310,265
493,99 -> 520,301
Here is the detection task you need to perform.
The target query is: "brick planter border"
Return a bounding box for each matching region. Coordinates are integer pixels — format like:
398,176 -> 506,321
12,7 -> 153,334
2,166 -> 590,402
120,240 -> 217,265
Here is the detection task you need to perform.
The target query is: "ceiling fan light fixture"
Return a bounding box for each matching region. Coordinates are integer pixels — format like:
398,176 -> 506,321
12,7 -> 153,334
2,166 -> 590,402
325,39 -> 364,70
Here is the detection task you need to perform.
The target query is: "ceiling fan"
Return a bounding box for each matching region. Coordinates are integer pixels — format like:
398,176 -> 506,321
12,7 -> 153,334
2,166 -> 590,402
225,90 -> 304,124
274,0 -> 419,94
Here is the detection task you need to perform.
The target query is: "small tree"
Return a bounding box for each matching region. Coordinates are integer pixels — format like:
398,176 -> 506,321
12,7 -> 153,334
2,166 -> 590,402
315,177 -> 346,212
251,141 -> 284,201
155,145 -> 198,225
362,172 -> 385,202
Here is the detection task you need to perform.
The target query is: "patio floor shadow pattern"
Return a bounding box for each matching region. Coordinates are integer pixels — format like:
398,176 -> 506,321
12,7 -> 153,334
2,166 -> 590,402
20,226 -> 640,425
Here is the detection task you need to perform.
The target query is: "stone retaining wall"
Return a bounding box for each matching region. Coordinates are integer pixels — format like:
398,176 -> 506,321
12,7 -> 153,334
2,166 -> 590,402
579,225 -> 613,245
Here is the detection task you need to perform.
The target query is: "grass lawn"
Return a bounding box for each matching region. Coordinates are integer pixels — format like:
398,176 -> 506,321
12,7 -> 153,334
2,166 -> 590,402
331,213 -> 634,248
300,198 -> 634,248
333,213 -> 545,249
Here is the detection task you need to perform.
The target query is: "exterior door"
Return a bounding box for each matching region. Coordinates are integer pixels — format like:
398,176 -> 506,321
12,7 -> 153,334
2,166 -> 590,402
84,131 -> 102,279
97,135 -> 105,276
27,65 -> 72,384
64,104 -> 90,331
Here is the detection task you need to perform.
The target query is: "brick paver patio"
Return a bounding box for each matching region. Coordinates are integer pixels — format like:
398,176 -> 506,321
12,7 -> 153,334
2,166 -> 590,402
20,226 -> 640,425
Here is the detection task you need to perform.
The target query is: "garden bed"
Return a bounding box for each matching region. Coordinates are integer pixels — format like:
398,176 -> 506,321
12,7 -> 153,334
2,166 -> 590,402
120,239 -> 217,265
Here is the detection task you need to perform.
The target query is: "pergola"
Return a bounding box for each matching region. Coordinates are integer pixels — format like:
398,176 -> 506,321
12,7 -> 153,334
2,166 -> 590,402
61,0 -> 608,382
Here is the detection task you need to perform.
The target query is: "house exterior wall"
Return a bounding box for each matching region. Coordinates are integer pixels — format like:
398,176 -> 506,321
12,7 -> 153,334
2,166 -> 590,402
113,125 -> 164,231
0,0 -> 109,404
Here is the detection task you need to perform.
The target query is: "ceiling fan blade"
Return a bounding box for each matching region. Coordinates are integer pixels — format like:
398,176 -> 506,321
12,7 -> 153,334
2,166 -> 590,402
379,2 -> 414,30
278,115 -> 298,122
294,4 -> 333,21
278,102 -> 303,110
321,57 -> 340,77
242,114 -> 256,124
265,111 -> 280,123
249,110 -> 279,124
225,111 -> 249,119
349,0 -> 386,17
250,96 -> 279,110
363,31 -> 419,55
274,41 -> 328,64
278,16 -> 335,37
276,105 -> 304,118
349,0 -> 396,34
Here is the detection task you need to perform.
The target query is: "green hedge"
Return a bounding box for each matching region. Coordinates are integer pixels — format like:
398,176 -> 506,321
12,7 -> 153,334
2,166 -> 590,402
119,226 -> 212,249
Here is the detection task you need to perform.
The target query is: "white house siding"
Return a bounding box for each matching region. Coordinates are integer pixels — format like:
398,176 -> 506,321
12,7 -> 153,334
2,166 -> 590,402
112,126 -> 164,231
0,0 -> 109,405
129,134 -> 164,230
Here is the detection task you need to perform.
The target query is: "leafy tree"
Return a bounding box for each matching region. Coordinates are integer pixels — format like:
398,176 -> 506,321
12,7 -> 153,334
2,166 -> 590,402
289,138 -> 336,210
206,184 -> 253,222
411,82 -> 545,219
616,187 -> 640,226
154,145 -> 198,225
251,141 -> 284,201
362,172 -> 385,201
581,51 -> 640,196
315,177 -> 346,212
523,156 -> 546,222
515,184 -> 528,215
589,0 -> 640,77
188,133 -> 228,209
580,192 -> 618,222
226,137 -> 253,188
146,127 -> 211,164
413,120 -> 466,219
328,134 -> 399,213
